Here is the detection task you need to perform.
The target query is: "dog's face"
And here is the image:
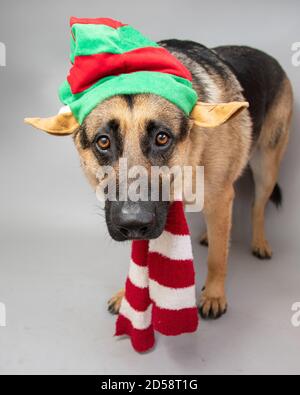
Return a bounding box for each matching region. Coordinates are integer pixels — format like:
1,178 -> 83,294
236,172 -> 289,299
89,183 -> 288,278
26,91 -> 247,242
73,94 -> 194,241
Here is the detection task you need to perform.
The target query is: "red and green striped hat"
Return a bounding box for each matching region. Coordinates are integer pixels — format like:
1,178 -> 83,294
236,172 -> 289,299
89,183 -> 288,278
59,17 -> 198,124
25,18 -> 249,135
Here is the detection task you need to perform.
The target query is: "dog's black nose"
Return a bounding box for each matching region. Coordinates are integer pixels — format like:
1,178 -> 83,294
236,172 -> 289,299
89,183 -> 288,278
116,204 -> 155,239
106,200 -> 169,241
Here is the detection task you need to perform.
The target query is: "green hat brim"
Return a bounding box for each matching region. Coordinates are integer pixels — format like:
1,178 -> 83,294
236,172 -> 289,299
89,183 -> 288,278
59,71 -> 198,124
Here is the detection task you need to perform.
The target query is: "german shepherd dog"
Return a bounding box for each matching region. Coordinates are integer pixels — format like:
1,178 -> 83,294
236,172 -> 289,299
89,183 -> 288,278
61,41 -> 293,319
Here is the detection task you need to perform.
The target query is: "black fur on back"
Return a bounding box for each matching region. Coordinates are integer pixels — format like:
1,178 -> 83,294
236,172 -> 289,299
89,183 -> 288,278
160,40 -> 286,208
160,40 -> 286,144
213,46 -> 286,142
160,39 -> 231,81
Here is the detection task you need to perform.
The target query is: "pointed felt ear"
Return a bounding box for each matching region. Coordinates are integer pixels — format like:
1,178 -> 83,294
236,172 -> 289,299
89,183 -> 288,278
190,101 -> 249,128
24,107 -> 79,136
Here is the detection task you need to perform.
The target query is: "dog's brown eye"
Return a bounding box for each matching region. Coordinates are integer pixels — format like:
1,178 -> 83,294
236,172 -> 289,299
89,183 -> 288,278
155,132 -> 170,146
96,135 -> 111,150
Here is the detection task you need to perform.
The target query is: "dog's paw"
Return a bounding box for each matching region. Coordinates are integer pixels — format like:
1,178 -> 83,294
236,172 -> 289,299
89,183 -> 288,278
199,232 -> 209,247
107,289 -> 125,315
252,240 -> 272,260
198,287 -> 227,320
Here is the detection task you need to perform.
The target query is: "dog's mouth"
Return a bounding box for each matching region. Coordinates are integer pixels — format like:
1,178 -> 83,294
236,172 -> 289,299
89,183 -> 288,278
105,200 -> 169,241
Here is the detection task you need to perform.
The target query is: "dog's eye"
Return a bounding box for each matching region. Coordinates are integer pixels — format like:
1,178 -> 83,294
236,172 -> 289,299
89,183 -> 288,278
96,135 -> 111,150
155,132 -> 170,147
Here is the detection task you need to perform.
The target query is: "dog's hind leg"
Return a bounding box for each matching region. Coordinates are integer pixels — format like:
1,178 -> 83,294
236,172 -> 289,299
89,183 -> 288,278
250,149 -> 282,259
250,78 -> 292,259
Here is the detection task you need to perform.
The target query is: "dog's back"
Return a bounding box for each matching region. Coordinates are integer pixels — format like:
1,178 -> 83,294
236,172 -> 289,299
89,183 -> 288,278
213,45 -> 288,142
160,39 -> 292,147
161,39 -> 293,263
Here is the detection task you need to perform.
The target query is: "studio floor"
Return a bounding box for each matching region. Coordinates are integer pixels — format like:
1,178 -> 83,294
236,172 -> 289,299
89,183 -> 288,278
0,213 -> 299,375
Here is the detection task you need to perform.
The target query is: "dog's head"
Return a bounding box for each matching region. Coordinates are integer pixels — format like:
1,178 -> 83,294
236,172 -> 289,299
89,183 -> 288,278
74,94 -> 193,241
26,94 -> 248,241
25,17 -> 249,241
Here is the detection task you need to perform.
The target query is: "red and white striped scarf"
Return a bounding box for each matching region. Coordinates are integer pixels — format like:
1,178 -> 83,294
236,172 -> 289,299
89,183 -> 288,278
115,201 -> 199,352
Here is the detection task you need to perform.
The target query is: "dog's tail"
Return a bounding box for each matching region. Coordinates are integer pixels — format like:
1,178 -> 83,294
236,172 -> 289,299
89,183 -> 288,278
270,183 -> 283,208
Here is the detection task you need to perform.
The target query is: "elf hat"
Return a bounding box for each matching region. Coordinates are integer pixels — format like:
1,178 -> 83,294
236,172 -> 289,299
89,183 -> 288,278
25,17 -> 249,134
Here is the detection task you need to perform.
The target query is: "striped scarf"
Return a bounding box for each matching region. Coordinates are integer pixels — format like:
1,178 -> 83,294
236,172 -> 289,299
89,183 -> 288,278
115,201 -> 199,352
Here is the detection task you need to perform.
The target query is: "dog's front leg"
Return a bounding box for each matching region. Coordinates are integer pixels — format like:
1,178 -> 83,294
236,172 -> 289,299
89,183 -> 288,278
199,185 -> 234,319
108,289 -> 125,315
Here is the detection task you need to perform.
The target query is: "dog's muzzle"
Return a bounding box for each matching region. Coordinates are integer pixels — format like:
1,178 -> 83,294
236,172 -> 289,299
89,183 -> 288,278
105,200 -> 169,241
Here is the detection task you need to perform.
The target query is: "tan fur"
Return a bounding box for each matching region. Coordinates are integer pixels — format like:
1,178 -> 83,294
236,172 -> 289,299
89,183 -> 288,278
72,76 -> 292,319
186,70 -> 252,317
74,94 -> 194,186
108,289 -> 125,315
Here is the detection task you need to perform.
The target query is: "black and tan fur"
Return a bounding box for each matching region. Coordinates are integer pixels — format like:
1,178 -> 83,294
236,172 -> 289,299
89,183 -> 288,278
35,41 -> 294,320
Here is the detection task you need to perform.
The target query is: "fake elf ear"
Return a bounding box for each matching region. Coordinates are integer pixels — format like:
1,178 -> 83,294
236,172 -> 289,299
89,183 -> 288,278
24,106 -> 79,136
190,101 -> 249,128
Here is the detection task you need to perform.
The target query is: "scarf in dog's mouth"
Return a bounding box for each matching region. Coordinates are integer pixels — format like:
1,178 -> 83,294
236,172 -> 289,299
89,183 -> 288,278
115,201 -> 199,352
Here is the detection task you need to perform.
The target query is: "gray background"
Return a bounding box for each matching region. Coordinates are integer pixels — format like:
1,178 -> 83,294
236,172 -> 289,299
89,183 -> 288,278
0,0 -> 299,374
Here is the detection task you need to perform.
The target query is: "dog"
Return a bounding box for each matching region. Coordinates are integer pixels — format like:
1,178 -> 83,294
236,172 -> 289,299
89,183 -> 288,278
41,40 -> 294,319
